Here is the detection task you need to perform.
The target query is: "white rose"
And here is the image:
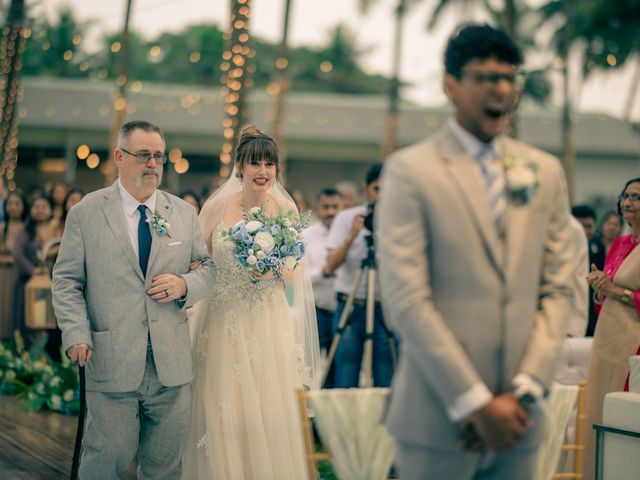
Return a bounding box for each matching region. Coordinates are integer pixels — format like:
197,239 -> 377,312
254,231 -> 275,252
247,255 -> 257,265
506,164 -> 536,192
247,249 -> 254,256
256,251 -> 266,260
283,256 -> 297,270
157,218 -> 166,226
245,220 -> 263,233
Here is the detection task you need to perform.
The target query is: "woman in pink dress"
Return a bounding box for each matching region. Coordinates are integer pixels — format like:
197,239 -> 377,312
583,176 -> 640,479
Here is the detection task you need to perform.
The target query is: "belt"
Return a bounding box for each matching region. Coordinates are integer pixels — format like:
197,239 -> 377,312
337,292 -> 381,307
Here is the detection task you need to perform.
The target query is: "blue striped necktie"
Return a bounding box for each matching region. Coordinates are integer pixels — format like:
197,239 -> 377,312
137,205 -> 152,276
477,144 -> 507,232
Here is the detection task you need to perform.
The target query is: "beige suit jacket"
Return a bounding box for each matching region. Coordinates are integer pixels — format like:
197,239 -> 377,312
376,123 -> 574,449
52,183 -> 216,392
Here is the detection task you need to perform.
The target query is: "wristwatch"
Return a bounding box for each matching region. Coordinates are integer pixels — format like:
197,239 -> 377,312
513,384 -> 536,410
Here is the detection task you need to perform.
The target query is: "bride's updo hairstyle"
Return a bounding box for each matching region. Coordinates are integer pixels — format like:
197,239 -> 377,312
235,124 -> 280,180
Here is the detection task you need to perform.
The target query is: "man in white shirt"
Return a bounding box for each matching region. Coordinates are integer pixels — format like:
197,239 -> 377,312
325,164 -> 395,388
304,187 -> 343,386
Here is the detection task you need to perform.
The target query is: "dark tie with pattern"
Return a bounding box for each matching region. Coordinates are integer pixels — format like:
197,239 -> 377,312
137,205 -> 152,276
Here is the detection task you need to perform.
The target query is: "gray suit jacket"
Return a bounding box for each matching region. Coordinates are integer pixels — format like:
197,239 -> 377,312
376,124 -> 574,450
52,183 -> 216,392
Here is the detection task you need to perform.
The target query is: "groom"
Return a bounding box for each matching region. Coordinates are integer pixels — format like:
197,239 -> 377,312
376,24 -> 574,479
52,120 -> 215,479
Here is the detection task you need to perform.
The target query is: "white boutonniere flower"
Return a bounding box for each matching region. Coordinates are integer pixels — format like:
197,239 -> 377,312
504,154 -> 538,203
147,211 -> 172,237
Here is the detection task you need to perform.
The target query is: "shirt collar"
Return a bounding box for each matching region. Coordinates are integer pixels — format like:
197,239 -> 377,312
448,117 -> 502,161
117,179 -> 157,217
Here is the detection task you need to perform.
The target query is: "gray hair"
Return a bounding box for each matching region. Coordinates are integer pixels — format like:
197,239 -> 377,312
117,120 -> 165,148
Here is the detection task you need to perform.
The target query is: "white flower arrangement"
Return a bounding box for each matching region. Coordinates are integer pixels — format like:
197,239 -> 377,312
223,206 -> 308,282
504,154 -> 538,203
147,210 -> 172,237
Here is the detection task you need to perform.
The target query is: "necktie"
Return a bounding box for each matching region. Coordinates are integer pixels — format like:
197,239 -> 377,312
137,205 -> 152,276
477,145 -> 507,231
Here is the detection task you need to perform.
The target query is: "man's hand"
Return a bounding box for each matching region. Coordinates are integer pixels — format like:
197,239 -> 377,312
148,274 -> 187,303
67,343 -> 92,366
465,393 -> 532,452
349,215 -> 365,241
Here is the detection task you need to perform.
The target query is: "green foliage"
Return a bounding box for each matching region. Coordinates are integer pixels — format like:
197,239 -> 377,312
0,332 -> 80,416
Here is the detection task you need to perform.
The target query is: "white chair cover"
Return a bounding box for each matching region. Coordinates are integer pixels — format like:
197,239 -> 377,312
534,383 -> 579,480
307,388 -> 395,480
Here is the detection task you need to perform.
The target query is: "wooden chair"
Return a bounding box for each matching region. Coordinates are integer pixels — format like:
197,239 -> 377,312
553,380 -> 587,479
297,389 -> 330,480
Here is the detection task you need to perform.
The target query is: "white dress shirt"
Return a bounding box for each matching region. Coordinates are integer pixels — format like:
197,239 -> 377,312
117,180 -> 156,262
446,118 -> 542,422
326,205 -> 381,301
304,220 -> 337,312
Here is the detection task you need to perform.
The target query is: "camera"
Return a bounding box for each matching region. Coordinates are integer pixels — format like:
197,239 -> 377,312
363,202 -> 376,233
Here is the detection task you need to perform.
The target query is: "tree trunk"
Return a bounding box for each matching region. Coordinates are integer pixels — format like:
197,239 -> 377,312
561,0 -> 574,202
271,0 -> 292,184
102,0 -> 134,186
380,0 -> 406,160
0,0 -> 27,191
219,0 -> 253,180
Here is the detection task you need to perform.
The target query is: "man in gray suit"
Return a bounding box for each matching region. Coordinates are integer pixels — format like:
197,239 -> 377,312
52,120 -> 215,479
376,25 -> 574,479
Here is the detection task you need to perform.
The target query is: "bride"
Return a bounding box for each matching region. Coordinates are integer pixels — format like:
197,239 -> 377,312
182,125 -> 321,479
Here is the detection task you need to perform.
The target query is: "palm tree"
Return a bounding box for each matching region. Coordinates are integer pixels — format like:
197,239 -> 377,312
270,0 -> 292,183
103,0 -> 134,186
0,0 -> 28,190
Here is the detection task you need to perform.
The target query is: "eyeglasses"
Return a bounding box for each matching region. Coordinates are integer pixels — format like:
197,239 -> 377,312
619,192 -> 640,203
461,69 -> 526,88
121,148 -> 168,164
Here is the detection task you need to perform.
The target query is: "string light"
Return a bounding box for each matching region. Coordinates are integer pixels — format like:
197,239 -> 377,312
0,6 -> 28,191
219,0 -> 253,179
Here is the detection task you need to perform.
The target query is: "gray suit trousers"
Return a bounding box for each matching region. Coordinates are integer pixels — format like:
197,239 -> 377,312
80,346 -> 192,480
395,440 -> 538,480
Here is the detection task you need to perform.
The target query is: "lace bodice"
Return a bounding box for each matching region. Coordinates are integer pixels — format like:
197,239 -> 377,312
208,226 -> 283,306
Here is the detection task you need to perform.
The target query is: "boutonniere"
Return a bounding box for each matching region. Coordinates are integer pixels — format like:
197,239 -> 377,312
147,211 -> 172,238
504,154 -> 538,203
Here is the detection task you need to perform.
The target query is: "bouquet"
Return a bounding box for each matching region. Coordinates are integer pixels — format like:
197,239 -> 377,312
223,206 -> 308,281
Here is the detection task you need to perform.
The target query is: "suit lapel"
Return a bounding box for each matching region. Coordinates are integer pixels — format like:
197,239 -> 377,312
439,130 -> 505,274
146,191 -> 173,276
102,183 -> 144,281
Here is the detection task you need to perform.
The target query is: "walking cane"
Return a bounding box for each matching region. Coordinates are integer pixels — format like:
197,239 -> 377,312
70,365 -> 86,480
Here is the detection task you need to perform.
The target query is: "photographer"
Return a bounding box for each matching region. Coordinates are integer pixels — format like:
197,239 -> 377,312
325,164 -> 395,388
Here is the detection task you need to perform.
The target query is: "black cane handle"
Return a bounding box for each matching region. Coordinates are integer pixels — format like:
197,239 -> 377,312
70,365 -> 86,480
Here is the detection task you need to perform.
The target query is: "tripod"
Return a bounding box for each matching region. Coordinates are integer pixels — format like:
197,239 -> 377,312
321,233 -> 397,388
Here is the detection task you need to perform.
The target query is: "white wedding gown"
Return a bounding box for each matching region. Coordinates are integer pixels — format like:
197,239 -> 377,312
182,228 -> 309,479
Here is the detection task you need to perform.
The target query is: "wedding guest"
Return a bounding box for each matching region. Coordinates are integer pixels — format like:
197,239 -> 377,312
52,187 -> 85,238
573,205 -> 605,336
597,210 -> 622,255
326,163 -> 395,388
48,181 -> 69,222
11,193 -> 56,344
0,189 -> 28,340
178,189 -> 201,214
584,177 -> 640,479
377,24 -> 573,479
304,187 -> 343,386
335,180 -> 361,209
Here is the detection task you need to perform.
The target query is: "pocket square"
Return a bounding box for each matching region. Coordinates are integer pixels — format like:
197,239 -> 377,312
168,241 -> 182,246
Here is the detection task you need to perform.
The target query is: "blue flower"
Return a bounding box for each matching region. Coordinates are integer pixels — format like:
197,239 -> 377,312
271,225 -> 281,235
279,245 -> 289,255
256,261 -> 266,272
157,226 -> 167,236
